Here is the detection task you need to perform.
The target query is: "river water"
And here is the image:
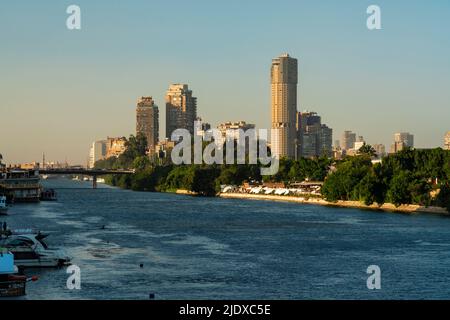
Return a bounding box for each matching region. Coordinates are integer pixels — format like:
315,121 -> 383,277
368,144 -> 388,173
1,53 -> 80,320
3,178 -> 450,300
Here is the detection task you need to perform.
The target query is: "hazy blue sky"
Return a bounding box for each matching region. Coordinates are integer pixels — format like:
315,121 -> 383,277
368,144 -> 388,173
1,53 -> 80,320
1,0 -> 449,164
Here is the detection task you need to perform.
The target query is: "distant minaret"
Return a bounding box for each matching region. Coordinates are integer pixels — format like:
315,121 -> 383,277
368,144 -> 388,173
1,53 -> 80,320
42,153 -> 46,169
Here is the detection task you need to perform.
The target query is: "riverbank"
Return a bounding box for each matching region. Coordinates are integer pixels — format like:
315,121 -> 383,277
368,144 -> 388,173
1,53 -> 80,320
219,192 -> 449,215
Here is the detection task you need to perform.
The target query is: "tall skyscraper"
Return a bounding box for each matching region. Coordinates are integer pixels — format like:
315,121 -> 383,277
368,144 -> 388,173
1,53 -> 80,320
341,131 -> 357,150
136,96 -> 159,155
166,84 -> 197,139
271,53 -> 298,159
390,132 -> 414,153
444,131 -> 450,150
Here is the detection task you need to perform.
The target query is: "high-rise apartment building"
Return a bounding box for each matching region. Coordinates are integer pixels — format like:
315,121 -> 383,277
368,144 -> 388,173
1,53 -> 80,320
296,111 -> 333,158
341,131 -> 357,151
136,96 -> 159,155
444,131 -> 450,150
390,132 -> 414,153
166,84 -> 197,139
89,140 -> 107,169
271,54 -> 298,159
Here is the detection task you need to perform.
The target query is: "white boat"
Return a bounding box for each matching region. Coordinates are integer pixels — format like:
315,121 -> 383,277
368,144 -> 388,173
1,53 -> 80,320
0,230 -> 71,268
0,196 -> 8,215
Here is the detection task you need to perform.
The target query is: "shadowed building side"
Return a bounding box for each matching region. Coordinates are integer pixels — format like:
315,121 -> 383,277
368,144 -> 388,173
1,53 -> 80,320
136,96 -> 159,156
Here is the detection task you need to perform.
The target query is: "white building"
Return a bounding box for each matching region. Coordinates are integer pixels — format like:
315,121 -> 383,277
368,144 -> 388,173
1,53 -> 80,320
89,140 -> 107,168
217,121 -> 255,146
445,131 -> 450,150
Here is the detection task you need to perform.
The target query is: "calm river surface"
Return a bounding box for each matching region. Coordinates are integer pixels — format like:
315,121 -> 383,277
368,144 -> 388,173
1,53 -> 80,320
3,179 -> 450,300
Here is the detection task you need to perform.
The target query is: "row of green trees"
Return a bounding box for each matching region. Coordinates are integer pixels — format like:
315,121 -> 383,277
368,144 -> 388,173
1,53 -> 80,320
95,135 -> 450,211
95,134 -> 332,195
321,148 -> 450,211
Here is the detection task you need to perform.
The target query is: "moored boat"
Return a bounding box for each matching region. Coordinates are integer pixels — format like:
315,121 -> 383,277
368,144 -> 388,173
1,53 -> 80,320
0,196 -> 8,215
40,188 -> 57,201
0,170 -> 41,203
0,228 -> 71,268
0,249 -> 38,298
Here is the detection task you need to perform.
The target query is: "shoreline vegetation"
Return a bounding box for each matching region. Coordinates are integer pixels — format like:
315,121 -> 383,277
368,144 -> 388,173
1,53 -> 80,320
95,134 -> 450,215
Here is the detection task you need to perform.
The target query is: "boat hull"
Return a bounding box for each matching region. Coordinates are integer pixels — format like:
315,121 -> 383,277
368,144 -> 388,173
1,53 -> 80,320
11,251 -> 71,268
13,197 -> 40,203
0,280 -> 26,298
14,258 -> 68,268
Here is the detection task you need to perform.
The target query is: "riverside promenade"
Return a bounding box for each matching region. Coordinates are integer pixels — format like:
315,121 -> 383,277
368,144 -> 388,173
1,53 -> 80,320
219,192 -> 449,215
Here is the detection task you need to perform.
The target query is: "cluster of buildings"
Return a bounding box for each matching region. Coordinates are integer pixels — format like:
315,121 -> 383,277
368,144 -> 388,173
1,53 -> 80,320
390,132 -> 415,154
332,131 -> 416,159
88,137 -> 127,168
89,84 -> 200,168
270,54 -> 333,159
87,53 -> 450,168
334,131 -> 381,158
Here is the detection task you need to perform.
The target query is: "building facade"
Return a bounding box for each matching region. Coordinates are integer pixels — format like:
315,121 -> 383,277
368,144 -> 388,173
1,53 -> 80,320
296,111 -> 333,158
136,96 -> 159,156
354,137 -> 366,152
166,84 -> 197,139
106,137 -> 127,158
216,121 -> 256,148
194,117 -> 211,139
373,144 -> 386,158
445,131 -> 450,150
271,54 -> 298,159
390,132 -> 414,153
89,140 -> 107,168
341,131 -> 357,151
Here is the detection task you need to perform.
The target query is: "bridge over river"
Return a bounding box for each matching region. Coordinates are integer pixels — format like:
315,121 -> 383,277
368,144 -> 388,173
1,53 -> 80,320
39,168 -> 135,188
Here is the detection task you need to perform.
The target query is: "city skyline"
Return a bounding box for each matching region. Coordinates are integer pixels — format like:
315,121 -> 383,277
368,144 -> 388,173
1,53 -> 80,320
1,1 -> 450,164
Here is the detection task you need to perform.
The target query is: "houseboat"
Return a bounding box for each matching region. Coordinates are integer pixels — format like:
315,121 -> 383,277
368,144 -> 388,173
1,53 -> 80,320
0,170 -> 41,203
